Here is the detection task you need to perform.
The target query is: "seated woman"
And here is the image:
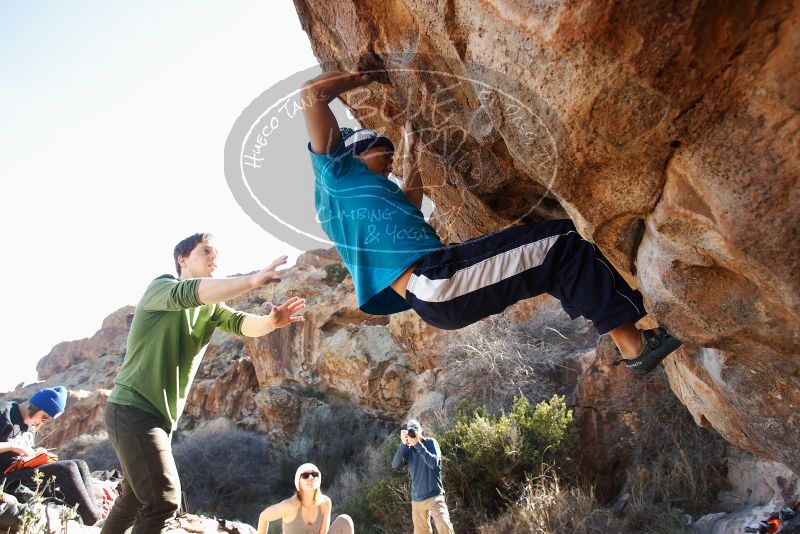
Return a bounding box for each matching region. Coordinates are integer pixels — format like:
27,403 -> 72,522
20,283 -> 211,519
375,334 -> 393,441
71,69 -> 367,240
257,463 -> 353,534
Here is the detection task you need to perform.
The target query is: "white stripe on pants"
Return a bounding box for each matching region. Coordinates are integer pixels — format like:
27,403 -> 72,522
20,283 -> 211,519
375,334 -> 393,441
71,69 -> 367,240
406,233 -> 567,303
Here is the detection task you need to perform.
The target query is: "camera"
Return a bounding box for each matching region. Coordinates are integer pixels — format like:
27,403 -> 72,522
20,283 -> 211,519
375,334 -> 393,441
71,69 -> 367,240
407,428 -> 417,439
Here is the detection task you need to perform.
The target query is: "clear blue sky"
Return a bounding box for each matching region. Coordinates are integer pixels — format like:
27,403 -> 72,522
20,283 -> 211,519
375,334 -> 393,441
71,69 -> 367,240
0,1 -> 318,392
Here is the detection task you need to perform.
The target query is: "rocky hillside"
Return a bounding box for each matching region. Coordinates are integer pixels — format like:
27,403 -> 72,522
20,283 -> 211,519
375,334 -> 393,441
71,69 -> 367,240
2,248 -> 797,530
292,0 -> 800,473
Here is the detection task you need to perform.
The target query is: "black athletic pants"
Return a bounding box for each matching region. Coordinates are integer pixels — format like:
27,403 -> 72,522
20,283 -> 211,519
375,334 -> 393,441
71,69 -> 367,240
405,219 -> 646,333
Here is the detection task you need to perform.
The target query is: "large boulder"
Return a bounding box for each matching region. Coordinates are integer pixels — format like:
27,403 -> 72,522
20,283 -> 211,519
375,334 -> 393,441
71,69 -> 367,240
292,0 -> 800,471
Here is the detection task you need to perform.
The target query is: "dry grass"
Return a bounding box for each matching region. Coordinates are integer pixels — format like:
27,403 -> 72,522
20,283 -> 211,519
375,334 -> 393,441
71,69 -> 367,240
478,473 -> 615,534
626,393 -> 728,517
478,470 -> 693,534
438,305 -> 596,412
58,431 -> 119,472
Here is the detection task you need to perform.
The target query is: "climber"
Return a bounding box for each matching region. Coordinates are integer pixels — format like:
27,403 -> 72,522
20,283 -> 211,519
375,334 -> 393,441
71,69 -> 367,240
301,70 -> 681,375
101,233 -> 306,534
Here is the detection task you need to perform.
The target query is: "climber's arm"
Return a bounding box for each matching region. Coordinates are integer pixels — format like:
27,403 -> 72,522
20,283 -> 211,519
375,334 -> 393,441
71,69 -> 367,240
401,121 -> 424,209
301,71 -> 373,155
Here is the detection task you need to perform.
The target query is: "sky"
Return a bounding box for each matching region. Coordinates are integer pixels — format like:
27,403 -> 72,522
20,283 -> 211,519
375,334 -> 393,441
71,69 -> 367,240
0,1 -> 320,392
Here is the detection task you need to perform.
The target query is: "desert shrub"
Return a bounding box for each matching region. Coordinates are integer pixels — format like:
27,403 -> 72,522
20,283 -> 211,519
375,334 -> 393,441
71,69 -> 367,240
513,396 -> 575,470
172,423 -> 277,524
477,477 -> 693,534
439,310 -> 596,412
58,432 -> 119,472
439,395 -> 576,518
478,473 -> 615,534
323,263 -> 349,286
362,476 -> 412,533
478,470 -> 693,534
336,475 -> 412,534
330,439 -> 407,533
610,392 -> 726,532
291,400 -> 393,489
334,473 -> 413,532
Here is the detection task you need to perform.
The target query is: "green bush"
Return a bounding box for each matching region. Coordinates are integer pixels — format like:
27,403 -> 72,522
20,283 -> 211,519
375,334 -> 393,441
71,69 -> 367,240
323,263 -> 349,286
335,395 -> 576,531
513,395 -> 575,469
337,477 -> 411,534
439,395 -> 576,516
365,477 -> 413,532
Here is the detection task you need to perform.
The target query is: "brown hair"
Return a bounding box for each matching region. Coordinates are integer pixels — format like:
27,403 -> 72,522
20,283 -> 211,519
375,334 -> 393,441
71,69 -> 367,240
173,233 -> 213,275
27,403 -> 42,418
296,487 -> 323,505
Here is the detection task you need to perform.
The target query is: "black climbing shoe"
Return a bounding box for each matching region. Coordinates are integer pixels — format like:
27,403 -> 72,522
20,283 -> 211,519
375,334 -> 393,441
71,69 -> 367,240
624,327 -> 682,375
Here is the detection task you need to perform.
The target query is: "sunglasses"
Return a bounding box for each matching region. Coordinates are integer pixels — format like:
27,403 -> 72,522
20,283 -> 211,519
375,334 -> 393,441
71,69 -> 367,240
300,472 -> 320,480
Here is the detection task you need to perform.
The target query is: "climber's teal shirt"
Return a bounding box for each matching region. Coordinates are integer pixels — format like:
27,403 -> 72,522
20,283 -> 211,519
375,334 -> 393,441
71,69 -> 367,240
108,275 -> 246,430
311,139 -> 443,315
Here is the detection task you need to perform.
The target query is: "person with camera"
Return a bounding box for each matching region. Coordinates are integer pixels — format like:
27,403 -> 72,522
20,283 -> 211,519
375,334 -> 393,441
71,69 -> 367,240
391,419 -> 454,534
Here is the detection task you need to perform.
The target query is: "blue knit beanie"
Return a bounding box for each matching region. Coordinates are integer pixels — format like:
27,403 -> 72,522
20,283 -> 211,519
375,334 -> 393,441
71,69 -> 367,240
340,127 -> 394,156
29,386 -> 68,419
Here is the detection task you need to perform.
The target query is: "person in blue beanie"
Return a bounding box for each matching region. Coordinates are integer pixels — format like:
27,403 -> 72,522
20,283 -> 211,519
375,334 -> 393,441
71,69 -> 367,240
392,419 -> 454,534
28,386 -> 68,422
0,386 -> 100,525
0,386 -> 68,461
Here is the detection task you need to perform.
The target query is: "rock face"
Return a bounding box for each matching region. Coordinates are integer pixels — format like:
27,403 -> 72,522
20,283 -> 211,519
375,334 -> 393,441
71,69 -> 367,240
36,306 -> 133,381
569,338 -> 668,499
292,0 -> 800,472
693,448 -> 800,533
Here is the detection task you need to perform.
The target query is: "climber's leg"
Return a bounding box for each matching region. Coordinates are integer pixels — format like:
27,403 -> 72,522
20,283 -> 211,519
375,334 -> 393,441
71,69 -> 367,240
404,219 -> 646,332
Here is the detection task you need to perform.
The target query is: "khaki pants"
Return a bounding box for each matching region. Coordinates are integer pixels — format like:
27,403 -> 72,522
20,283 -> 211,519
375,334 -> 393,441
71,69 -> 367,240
411,495 -> 454,534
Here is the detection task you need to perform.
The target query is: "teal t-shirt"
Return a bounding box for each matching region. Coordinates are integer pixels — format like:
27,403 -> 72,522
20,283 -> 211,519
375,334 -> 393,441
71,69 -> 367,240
311,140 -> 443,315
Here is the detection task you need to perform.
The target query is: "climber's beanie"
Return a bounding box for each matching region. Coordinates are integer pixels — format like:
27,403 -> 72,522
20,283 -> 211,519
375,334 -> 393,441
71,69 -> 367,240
341,127 -> 394,156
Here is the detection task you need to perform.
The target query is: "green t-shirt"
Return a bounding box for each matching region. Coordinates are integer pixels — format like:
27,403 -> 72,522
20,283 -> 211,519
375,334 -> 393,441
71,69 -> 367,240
108,275 -> 246,430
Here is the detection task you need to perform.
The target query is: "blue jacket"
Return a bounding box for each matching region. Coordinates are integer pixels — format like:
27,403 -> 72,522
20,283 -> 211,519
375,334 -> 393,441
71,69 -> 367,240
391,437 -> 445,501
